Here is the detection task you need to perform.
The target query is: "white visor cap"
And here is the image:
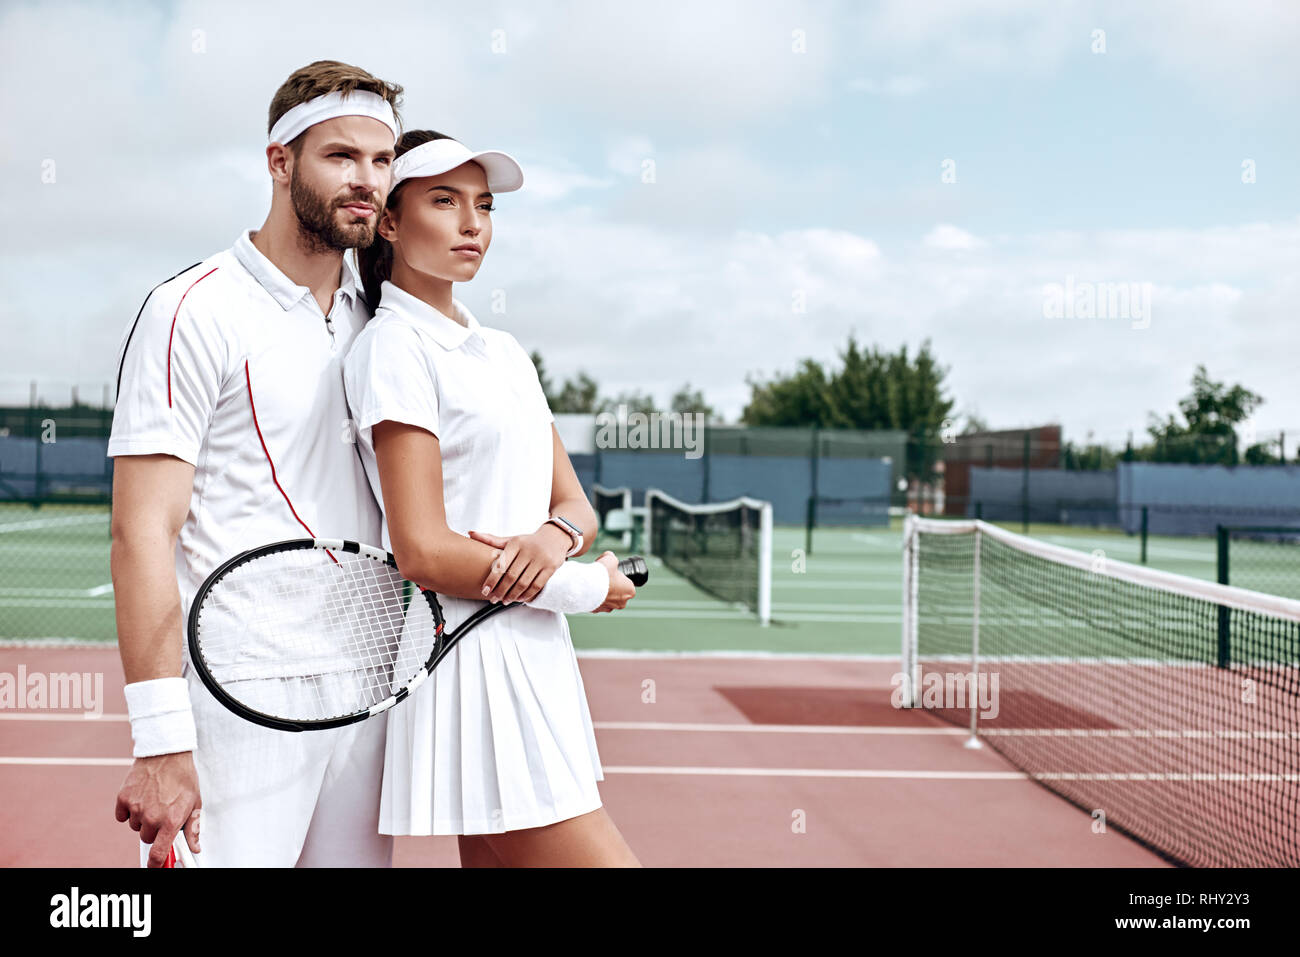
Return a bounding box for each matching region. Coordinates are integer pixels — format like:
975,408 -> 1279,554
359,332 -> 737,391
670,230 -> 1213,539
391,138 -> 524,193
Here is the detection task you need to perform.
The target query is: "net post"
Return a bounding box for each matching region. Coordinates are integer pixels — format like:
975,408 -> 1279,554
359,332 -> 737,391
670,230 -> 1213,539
805,496 -> 815,556
900,513 -> 917,708
964,523 -> 984,749
758,501 -> 773,627
644,489 -> 657,557
1216,524 -> 1231,668
1140,505 -> 1149,564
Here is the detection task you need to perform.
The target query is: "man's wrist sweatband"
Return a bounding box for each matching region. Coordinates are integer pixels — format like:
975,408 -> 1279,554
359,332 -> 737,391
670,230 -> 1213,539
124,677 -> 198,758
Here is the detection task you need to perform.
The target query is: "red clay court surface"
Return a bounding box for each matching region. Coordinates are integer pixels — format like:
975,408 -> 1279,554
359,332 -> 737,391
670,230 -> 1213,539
0,646 -> 1166,867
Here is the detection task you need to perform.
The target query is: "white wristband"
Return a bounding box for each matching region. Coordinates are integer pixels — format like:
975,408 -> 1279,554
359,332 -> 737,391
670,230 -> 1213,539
124,677 -> 198,758
529,561 -> 610,614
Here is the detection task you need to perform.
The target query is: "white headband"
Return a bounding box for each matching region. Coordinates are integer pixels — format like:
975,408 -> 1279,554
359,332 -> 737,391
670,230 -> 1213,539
392,138 -> 524,192
268,90 -> 398,146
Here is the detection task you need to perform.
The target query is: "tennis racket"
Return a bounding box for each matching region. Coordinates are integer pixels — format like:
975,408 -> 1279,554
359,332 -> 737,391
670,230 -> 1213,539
163,830 -> 199,868
187,537 -> 647,733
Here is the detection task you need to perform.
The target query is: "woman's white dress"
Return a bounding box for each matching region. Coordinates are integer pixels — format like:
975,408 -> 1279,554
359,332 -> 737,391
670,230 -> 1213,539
343,280 -> 603,835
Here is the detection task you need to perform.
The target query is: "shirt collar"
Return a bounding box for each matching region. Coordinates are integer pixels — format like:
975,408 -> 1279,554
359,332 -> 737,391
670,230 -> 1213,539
233,229 -> 362,311
378,280 -> 481,350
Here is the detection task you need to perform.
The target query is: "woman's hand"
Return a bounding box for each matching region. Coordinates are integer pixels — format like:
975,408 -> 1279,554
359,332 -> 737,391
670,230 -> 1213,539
592,551 -> 637,613
469,525 -> 572,604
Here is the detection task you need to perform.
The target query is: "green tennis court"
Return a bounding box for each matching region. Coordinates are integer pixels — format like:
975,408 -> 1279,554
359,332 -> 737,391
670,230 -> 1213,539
0,503 -> 115,643
0,502 -> 1239,652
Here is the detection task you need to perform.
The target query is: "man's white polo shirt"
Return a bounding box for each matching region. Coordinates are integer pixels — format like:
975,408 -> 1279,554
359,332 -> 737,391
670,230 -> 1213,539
109,230 -> 382,634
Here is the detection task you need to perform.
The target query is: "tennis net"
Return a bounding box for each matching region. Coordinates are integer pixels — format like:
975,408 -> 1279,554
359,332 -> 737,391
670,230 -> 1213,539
901,515 -> 1300,867
645,488 -> 772,625
591,484 -> 632,532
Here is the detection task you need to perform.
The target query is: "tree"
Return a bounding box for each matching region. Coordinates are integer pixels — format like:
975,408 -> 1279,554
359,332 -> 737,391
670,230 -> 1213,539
742,359 -> 837,428
529,350 -> 604,413
1062,441 -> 1119,471
1244,440 -> 1284,465
552,372 -> 602,413
528,350 -> 553,402
1141,365 -> 1263,465
742,337 -> 955,482
598,391 -> 658,416
670,384 -> 715,421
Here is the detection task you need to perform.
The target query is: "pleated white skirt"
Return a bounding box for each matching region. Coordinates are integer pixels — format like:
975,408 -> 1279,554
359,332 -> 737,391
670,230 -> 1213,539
379,598 -> 604,835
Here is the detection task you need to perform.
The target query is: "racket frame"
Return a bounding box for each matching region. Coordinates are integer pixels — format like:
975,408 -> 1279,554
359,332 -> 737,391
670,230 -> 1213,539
188,538 -> 646,733
187,538 -> 453,733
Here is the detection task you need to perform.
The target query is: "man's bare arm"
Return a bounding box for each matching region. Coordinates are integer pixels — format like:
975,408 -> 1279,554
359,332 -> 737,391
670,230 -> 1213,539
110,454 -> 203,867
111,455 -> 193,681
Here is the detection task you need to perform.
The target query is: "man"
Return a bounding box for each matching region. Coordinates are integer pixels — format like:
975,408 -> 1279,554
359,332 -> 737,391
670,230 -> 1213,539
109,60 -> 402,866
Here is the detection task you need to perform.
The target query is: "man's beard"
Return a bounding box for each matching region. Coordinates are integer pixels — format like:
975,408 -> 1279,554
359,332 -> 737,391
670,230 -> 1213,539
290,174 -> 378,253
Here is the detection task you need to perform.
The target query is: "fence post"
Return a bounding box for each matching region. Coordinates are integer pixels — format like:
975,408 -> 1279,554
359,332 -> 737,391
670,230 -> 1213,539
700,423 -> 711,502
808,425 -> 820,506
1216,525 -> 1231,668
1140,506 -> 1148,564
30,382 -> 45,504
1020,432 -> 1030,532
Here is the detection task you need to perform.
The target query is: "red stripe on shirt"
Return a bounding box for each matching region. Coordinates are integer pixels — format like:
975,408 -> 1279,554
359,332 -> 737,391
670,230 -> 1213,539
244,361 -> 321,543
166,266 -> 220,408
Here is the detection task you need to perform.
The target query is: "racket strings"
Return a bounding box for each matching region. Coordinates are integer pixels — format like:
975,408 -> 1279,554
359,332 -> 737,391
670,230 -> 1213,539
194,549 -> 442,722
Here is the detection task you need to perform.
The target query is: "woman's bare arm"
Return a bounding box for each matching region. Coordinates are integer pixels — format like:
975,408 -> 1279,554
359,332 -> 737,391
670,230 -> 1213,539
373,419 -> 525,598
546,425 -> 598,556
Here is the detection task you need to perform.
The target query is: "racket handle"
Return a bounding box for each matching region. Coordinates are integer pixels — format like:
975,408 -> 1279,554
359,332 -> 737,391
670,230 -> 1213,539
618,556 -> 649,587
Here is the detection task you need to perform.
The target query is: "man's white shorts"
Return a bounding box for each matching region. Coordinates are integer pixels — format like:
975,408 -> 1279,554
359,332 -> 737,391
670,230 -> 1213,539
138,666 -> 392,867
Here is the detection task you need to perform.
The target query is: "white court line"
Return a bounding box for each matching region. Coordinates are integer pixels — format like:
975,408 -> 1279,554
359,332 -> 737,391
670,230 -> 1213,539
0,715 -> 950,734
0,514 -> 108,534
603,766 -> 1027,780
0,712 -> 125,721
7,756 -> 1289,782
0,757 -> 132,766
576,649 -> 897,660
0,584 -> 113,598
0,600 -> 115,608
0,642 -> 900,655
5,714 -> 1285,741
582,609 -> 899,623
849,533 -> 901,547
594,721 -> 963,735
0,755 -> 1022,778
774,580 -> 901,590
0,637 -> 117,647
633,599 -> 892,613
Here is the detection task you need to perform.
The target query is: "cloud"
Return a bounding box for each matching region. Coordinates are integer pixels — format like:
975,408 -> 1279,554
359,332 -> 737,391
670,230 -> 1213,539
848,75 -> 929,96
923,225 -> 986,251
2,0 -> 1297,445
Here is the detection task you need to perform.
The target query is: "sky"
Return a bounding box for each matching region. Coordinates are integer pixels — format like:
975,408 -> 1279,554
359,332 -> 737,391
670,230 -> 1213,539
3,0 -> 1298,449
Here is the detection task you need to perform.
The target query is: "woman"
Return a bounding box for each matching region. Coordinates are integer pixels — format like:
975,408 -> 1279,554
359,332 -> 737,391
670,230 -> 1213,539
345,130 -> 641,867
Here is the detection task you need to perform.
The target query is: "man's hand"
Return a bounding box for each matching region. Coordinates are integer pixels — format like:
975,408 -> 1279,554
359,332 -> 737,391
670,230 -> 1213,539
592,551 -> 637,613
469,524 -> 572,604
114,752 -> 202,867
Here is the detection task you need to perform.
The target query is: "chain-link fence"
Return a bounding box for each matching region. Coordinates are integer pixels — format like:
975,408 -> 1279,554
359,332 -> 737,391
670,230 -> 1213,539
1218,525 -> 1300,600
